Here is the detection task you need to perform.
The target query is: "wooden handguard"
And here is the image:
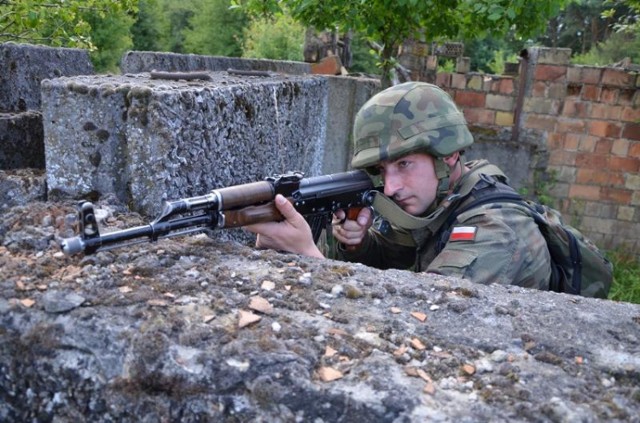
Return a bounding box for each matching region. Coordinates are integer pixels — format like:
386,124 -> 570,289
215,181 -> 274,210
222,201 -> 285,228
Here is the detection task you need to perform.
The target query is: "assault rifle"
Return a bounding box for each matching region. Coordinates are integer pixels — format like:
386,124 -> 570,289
60,170 -> 380,256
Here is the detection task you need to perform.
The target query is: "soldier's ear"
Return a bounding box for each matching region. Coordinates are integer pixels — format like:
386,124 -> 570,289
442,152 -> 460,167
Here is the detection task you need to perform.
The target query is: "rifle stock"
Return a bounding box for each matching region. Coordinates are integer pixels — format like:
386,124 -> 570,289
60,170 -> 379,256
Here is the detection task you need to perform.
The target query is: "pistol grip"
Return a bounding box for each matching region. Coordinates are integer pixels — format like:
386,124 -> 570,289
345,207 -> 362,252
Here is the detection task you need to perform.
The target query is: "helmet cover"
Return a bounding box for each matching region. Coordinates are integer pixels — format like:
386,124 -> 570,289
352,82 -> 474,171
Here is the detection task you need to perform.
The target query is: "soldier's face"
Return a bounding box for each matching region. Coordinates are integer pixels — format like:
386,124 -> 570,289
377,152 -> 438,215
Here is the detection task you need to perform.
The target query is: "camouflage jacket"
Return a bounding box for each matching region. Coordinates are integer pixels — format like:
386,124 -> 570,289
337,160 -> 551,290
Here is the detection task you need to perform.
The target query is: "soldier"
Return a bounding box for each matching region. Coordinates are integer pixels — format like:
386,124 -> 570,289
246,82 -> 551,289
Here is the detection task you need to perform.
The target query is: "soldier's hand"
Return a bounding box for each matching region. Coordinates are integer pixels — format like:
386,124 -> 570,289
245,194 -> 324,258
332,207 -> 373,248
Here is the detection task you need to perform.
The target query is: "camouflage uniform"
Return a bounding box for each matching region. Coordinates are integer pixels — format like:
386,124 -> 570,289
338,160 -> 552,289
338,81 -> 551,289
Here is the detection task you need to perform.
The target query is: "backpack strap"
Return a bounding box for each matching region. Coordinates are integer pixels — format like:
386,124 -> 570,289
434,183 -> 584,294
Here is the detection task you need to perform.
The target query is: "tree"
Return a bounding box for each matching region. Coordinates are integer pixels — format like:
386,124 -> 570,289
0,0 -> 137,49
131,0 -> 170,52
183,0 -> 247,57
242,13 -> 305,61
233,0 -> 568,87
84,7 -> 135,72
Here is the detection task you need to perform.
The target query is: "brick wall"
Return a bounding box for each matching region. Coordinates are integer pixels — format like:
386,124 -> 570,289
425,47 -> 639,254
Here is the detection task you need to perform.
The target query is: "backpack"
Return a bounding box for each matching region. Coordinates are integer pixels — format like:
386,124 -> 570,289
440,182 -> 613,299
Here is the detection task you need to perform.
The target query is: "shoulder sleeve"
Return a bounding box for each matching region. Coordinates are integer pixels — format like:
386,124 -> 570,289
427,204 -> 541,286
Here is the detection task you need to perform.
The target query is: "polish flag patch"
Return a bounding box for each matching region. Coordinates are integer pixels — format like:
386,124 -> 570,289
449,226 -> 477,242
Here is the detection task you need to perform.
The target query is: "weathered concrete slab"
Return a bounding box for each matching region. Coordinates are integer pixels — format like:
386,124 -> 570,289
0,169 -> 46,210
0,111 -> 45,170
0,42 -> 93,112
1,200 -> 639,422
121,50 -> 311,75
42,72 -> 328,216
322,76 -> 379,174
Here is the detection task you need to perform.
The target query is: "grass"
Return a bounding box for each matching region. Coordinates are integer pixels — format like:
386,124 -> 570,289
607,250 -> 640,304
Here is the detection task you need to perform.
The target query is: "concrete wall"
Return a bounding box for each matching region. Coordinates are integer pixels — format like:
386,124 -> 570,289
120,50 -> 311,75
42,72 -> 328,217
0,42 -> 93,171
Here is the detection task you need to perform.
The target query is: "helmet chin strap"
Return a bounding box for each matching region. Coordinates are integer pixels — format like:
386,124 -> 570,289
434,159 -> 451,204
427,152 -> 464,214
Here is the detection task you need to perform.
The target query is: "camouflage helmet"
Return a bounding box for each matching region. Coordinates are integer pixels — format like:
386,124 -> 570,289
351,82 -> 474,171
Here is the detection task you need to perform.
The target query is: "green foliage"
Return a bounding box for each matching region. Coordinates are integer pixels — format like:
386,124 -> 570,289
0,0 -> 137,49
234,0 -> 567,86
607,249 -> 640,304
131,0 -> 170,52
571,31 -> 640,65
242,14 -> 305,61
84,9 -> 135,72
486,49 -> 520,74
157,0 -> 198,52
349,34 -> 379,75
438,57 -> 456,73
183,0 -> 247,57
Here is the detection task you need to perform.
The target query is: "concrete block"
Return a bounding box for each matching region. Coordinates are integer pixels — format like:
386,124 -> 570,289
0,42 -> 93,112
42,72 -> 328,216
456,57 -> 470,74
531,47 -> 572,65
323,76 -> 379,174
0,111 -> 44,169
0,169 -> 47,210
120,51 -> 311,76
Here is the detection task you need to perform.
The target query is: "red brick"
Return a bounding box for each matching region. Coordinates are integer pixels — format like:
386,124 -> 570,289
595,138 -> 613,154
576,152 -> 609,168
581,67 -> 602,84
609,156 -> 640,172
556,118 -> 586,134
436,72 -> 452,87
569,184 -> 601,201
612,139 -> 630,156
547,133 -> 565,149
566,83 -> 581,97
602,187 -> 633,203
451,73 -> 466,89
618,89 -> 635,105
534,64 -> 567,81
600,87 -> 618,104
601,68 -> 635,87
564,133 -> 581,151
622,123 -> 640,140
493,78 -> 515,94
629,141 -> 640,156
455,91 -> 486,108
608,171 -> 626,186
525,114 -> 556,131
548,150 -> 576,166
547,82 -> 566,99
581,85 -> 599,101
591,103 -> 622,120
621,106 -> 640,122
561,99 -> 590,118
566,67 -> 581,83
462,108 -> 495,125
532,81 -> 546,97
588,121 -> 621,138
576,168 -> 609,184
311,55 -> 342,75
578,136 -> 597,152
